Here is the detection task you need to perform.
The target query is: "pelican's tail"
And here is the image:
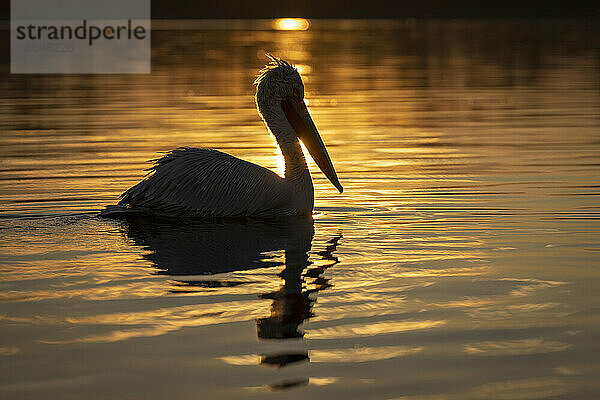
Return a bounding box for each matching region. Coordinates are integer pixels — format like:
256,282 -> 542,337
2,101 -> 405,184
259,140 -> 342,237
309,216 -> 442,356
99,205 -> 145,218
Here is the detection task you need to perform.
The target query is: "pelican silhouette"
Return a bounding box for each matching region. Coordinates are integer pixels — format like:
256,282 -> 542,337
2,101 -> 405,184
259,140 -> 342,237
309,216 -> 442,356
102,56 -> 342,218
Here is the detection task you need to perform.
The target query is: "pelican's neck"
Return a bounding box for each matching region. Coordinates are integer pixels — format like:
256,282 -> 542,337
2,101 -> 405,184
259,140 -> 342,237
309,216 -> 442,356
281,140 -> 309,183
261,104 -> 311,185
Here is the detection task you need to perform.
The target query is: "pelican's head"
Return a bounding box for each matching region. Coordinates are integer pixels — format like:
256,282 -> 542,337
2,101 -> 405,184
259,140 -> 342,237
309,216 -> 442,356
255,56 -> 304,111
255,55 -> 343,193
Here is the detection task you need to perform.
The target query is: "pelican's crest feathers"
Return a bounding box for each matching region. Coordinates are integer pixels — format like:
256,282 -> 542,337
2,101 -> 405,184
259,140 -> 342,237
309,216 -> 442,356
254,54 -> 297,86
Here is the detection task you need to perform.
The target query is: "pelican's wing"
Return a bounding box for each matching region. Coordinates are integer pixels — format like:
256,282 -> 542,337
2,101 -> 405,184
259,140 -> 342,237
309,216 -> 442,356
118,147 -> 291,216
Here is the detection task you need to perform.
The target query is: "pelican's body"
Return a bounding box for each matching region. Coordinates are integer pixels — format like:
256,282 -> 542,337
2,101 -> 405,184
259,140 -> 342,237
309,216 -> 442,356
118,147 -> 313,217
103,57 -> 342,218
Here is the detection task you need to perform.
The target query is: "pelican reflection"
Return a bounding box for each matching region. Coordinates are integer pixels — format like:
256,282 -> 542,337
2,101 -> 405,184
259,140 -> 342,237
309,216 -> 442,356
122,216 -> 341,374
257,235 -> 340,369
123,216 -> 314,276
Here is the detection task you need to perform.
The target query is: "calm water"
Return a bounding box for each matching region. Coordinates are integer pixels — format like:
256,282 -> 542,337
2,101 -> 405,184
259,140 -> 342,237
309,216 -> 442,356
1,20 -> 599,399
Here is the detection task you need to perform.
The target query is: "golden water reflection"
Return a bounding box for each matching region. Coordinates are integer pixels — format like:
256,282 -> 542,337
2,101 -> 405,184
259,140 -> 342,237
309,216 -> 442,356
0,19 -> 599,399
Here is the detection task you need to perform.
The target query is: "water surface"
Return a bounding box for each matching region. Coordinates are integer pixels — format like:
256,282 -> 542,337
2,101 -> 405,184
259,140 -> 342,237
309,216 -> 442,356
1,19 -> 599,399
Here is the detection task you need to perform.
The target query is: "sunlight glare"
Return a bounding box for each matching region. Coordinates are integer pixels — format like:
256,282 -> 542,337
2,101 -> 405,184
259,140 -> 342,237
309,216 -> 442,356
273,18 -> 311,31
300,139 -> 315,167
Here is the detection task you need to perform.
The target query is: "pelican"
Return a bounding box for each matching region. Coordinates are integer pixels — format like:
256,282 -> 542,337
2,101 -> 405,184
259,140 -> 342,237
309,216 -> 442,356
101,56 -> 342,218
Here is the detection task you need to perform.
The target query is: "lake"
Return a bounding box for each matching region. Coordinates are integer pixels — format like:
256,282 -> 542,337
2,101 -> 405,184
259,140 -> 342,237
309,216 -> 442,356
1,19 -> 599,399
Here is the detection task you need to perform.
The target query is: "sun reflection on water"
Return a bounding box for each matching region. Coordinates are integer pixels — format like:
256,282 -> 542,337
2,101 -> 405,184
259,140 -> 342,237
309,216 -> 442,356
273,18 -> 311,31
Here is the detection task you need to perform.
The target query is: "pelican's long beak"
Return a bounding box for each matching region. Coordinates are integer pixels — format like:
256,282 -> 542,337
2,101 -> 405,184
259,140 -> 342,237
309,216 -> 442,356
281,98 -> 343,193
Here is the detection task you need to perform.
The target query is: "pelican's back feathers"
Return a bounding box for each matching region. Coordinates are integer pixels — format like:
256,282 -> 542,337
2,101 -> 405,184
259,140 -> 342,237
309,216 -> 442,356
117,148 -> 293,217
